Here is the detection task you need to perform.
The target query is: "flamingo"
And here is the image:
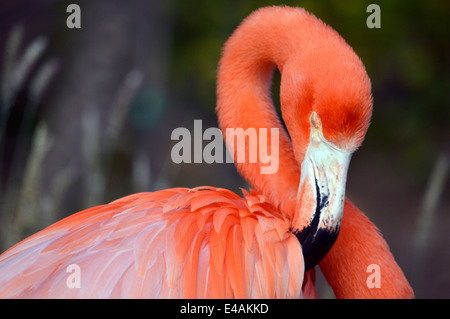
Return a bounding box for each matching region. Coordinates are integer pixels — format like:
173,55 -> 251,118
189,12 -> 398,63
0,6 -> 413,299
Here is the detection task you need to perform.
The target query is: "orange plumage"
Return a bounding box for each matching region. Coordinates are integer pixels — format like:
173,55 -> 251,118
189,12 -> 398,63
0,6 -> 413,299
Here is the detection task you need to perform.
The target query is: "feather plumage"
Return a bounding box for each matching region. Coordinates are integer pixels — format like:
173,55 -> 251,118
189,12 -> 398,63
0,187 -> 308,298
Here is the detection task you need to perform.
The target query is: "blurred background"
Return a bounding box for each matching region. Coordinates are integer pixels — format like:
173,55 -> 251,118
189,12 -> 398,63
0,0 -> 448,298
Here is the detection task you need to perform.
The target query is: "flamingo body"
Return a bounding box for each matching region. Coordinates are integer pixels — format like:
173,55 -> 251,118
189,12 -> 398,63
0,187 -> 316,298
0,6 -> 413,298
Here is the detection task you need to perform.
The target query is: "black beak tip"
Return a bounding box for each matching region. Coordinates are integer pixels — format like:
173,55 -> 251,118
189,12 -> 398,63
295,227 -> 340,272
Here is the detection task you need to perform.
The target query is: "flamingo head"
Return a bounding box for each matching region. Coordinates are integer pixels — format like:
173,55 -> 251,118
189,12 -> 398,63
289,71 -> 373,271
283,38 -> 373,272
293,111 -> 353,271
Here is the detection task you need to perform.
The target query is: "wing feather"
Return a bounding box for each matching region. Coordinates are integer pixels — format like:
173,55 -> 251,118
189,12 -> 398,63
225,224 -> 246,298
0,187 -> 305,298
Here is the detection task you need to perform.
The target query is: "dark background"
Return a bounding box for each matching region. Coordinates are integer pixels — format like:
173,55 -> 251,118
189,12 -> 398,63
0,0 -> 448,298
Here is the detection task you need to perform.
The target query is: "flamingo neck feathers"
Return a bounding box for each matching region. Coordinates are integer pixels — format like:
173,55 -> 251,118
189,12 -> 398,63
216,6 -> 372,222
319,199 -> 414,298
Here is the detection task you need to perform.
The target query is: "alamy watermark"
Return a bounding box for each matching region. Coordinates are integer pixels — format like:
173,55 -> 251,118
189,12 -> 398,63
366,4 -> 381,29
66,4 -> 380,30
366,263 -> 381,288
171,120 -> 280,174
64,262 -> 381,291
66,4 -> 81,29
66,263 -> 81,289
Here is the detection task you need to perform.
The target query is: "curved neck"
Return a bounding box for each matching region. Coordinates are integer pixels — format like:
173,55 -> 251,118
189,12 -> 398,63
319,199 -> 414,298
216,9 -> 304,220
216,7 -> 369,220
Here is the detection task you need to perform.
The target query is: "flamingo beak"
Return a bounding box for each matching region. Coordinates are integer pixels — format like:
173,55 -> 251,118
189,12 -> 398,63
294,111 -> 353,271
